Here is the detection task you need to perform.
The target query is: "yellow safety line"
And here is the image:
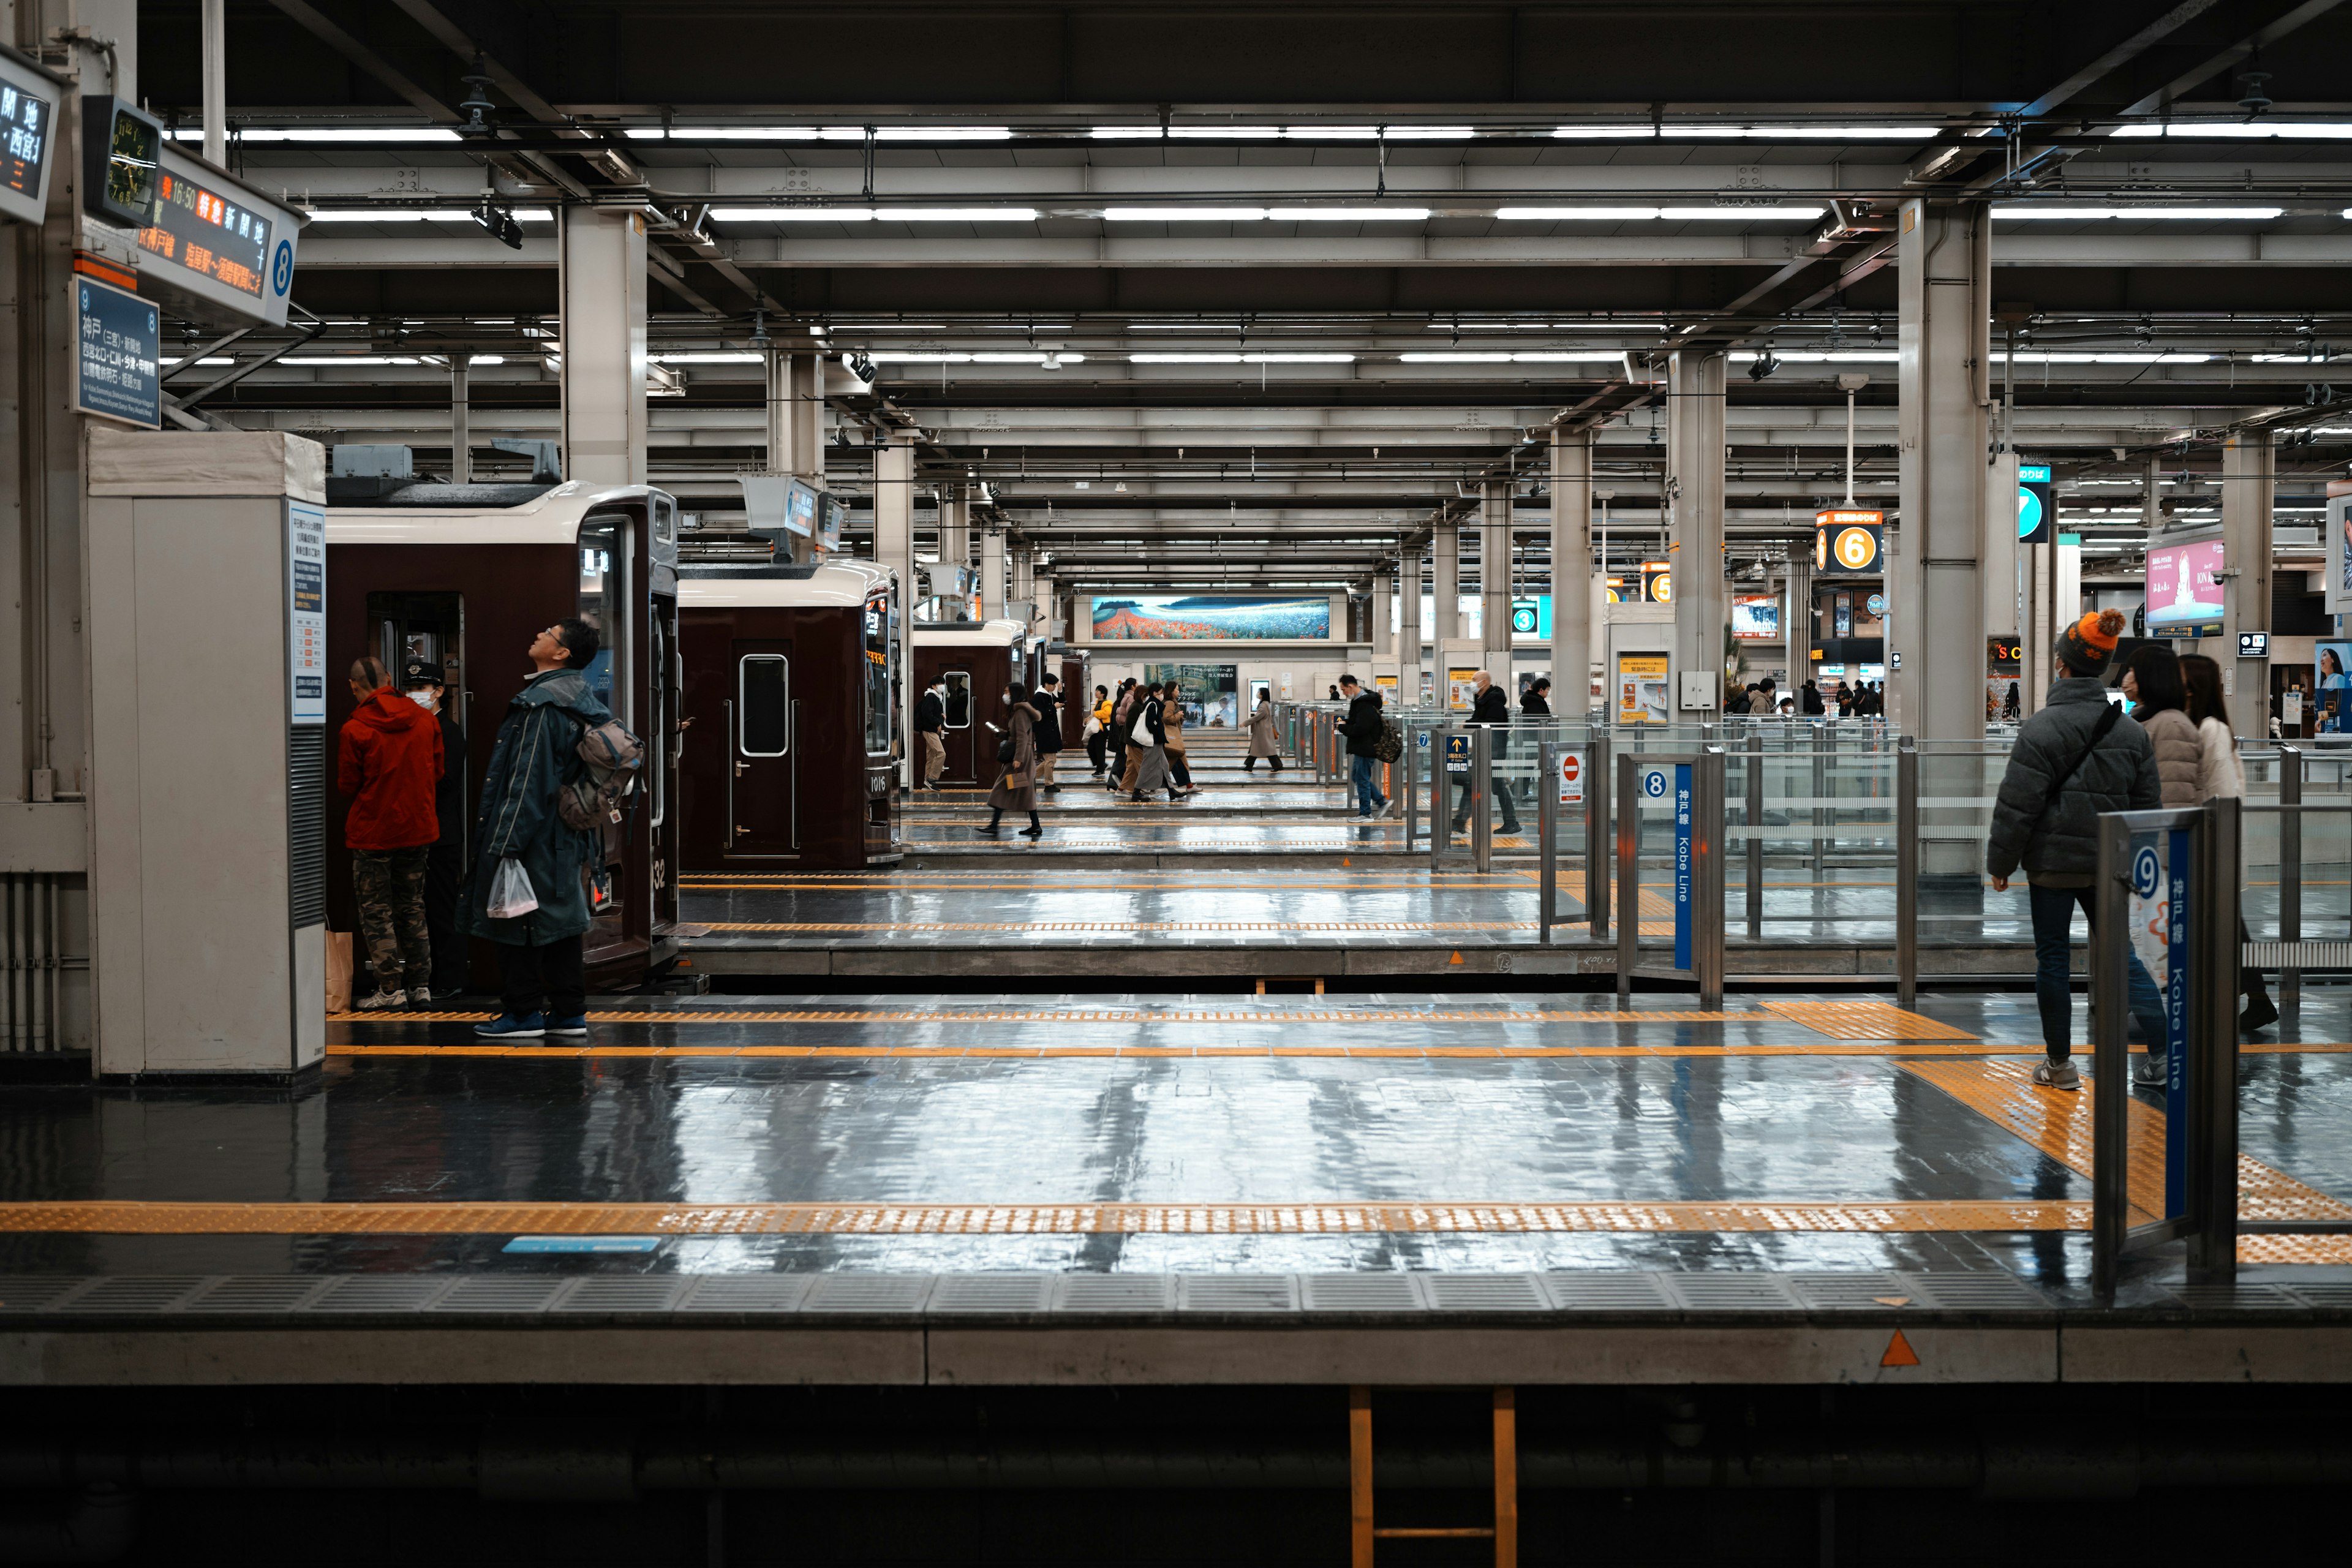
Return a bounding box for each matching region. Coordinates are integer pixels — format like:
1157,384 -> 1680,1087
695,919 -> 1544,933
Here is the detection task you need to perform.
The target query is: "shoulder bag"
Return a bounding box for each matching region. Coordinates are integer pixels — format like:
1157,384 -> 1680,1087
2030,703 -> 2124,830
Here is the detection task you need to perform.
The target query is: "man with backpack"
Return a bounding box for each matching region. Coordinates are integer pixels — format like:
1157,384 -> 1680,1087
464,617 -> 622,1041
1338,675 -> 1390,820
1986,608 -> 2168,1090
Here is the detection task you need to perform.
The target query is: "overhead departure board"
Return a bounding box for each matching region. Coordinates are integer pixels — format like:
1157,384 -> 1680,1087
137,143 -> 300,326
0,49 -> 62,227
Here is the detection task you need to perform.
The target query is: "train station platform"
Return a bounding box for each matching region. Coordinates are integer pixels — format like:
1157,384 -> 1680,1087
6,990 -> 2350,1389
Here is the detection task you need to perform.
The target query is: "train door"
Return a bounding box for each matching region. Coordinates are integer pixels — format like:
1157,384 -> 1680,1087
940,667 -> 975,782
728,641 -> 796,856
366,590 -> 466,839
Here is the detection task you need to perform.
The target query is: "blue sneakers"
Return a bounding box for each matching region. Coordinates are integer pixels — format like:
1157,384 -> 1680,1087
544,1016 -> 590,1038
473,1012 -> 545,1039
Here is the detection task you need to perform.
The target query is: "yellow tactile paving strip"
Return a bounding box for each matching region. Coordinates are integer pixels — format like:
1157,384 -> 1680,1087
698,919 -> 1544,933
0,1198 -> 2095,1237
1761,1000 -> 1980,1042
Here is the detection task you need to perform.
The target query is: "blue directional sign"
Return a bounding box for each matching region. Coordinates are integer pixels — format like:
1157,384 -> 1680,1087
2018,463 -> 2054,545
1641,767 -> 1669,800
2165,827 -> 2190,1217
1673,764 -> 1694,970
1443,733 -> 1473,775
74,277 -> 160,428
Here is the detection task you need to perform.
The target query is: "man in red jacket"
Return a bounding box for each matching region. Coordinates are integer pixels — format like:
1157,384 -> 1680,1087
338,654 -> 445,1010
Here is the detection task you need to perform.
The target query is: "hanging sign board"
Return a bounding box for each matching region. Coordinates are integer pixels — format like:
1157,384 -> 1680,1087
86,102 -> 300,328
0,48 -> 62,227
72,277 -> 160,428
2018,464 -> 2054,545
1814,509 -> 1885,575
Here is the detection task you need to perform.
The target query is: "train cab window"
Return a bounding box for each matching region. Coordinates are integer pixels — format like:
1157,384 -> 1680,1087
576,511 -> 624,720
942,671 -> 972,728
738,656 -> 790,757
367,591 -> 464,733
865,594 -> 894,758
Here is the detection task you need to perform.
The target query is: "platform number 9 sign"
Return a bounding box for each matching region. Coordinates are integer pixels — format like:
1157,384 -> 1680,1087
2131,845 -> 2162,900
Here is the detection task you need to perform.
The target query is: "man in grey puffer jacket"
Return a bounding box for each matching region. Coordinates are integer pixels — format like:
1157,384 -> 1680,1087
1986,608 -> 2168,1090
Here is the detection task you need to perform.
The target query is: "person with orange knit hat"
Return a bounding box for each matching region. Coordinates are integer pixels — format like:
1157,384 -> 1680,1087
1986,608 -> 2167,1090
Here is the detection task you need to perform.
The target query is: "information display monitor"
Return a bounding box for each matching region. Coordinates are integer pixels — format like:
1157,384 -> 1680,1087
138,143 -> 300,325
0,48 -> 62,227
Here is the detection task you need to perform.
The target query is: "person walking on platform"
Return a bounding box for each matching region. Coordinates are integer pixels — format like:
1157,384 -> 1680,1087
1087,684 -> 1112,776
1245,692 -> 1283,774
402,658 -> 470,1000
1111,679 -> 1142,794
1986,608 -> 2168,1091
1338,674 -> 1388,820
980,684 -> 1044,838
464,617 -> 613,1041
1033,672 -> 1065,794
2181,651 -> 2279,1037
1129,681 -> 1178,802
1162,690 -> 1197,796
1451,671 -> 1523,837
339,655 -> 444,1011
1518,677 -> 1553,808
914,677 -> 948,792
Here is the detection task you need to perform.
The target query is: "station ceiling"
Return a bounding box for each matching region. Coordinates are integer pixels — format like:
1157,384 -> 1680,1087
137,0 -> 2352,592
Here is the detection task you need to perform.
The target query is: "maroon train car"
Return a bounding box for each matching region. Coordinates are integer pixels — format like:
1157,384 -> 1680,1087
1048,641 -> 1092,745
324,481 -> 683,991
677,561 -> 902,870
910,619 -> 1028,788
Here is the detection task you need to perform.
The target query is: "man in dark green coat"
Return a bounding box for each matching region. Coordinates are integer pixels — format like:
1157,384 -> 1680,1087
466,616 -> 612,1039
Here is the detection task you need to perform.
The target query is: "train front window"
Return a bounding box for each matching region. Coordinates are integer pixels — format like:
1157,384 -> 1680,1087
576,511 -> 621,717
865,594 -> 895,757
739,656 -> 790,756
942,670 -> 971,728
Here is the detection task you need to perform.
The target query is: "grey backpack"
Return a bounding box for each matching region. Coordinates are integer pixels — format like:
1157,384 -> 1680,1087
557,716 -> 644,830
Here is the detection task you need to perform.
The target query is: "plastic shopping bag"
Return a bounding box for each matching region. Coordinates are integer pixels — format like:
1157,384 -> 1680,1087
486,858 -> 540,920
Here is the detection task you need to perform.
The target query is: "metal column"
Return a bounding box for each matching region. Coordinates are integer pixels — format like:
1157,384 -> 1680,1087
1551,426 -> 1593,717
1588,729 -> 1611,942
1667,349 -> 1725,714
558,208 -> 649,486
1481,480 -> 1513,683
1896,737 -> 1918,1009
1744,731 -> 1763,940
873,435 -> 917,788
2222,429 -> 2274,714
2279,746 -> 2301,1002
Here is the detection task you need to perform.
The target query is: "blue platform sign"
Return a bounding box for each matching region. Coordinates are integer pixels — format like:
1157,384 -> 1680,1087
1443,733 -> 1473,775
74,277 -> 160,428
2165,827 -> 2191,1217
1673,763 -> 1694,970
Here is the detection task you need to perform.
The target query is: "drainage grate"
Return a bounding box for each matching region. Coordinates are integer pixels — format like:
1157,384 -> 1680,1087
1054,1275 -> 1174,1313
1178,1275 -> 1298,1313
801,1275 -> 935,1313
553,1278 -> 692,1314
1540,1273 -> 1676,1311
0,1277 -> 99,1312
1904,1272 -> 2048,1311
677,1276 -> 812,1314
307,1276 -> 455,1313
1301,1274 -> 1425,1312
183,1277 -> 331,1313
1789,1272 -> 1914,1310
1425,1275 -> 1549,1313
64,1277 -> 206,1313
1667,1275 -> 1801,1312
928,1275 -> 1053,1313
428,1279 -> 574,1314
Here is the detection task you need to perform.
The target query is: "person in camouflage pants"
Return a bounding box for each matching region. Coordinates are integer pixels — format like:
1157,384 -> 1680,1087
352,846 -> 432,997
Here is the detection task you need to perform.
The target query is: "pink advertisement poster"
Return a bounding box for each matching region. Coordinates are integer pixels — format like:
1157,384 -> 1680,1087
2144,538 -> 2226,629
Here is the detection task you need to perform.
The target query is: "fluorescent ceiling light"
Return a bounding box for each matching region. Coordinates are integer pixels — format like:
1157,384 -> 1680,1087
1104,206 -> 1278,222
170,127 -> 459,143
1996,352 -> 2214,364
467,355 -> 505,366
1130,352 -> 1355,363
650,352 -> 764,363
1166,126 -> 1285,139
1381,127 -> 1476,140
862,351 -> 1087,364
1400,350 -> 1623,363
873,127 -> 1011,140
1733,350 -> 1901,362
302,208 -> 554,222
707,206 -> 1039,222
1991,205 -> 2284,219
1551,126 -> 1656,138
1672,125 -> 1931,138
2114,122 -> 2352,139
1494,205 -> 1825,221
639,126 -> 1007,141
631,127 -> 818,140
279,356 -> 423,366
1263,206 -> 1432,221
1093,124 -> 1469,140
159,356 -> 234,366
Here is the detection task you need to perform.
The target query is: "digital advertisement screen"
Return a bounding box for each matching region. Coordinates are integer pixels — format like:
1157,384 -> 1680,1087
1143,663 -> 1240,728
1730,595 -> 1780,639
2144,538 -> 2226,631
1091,595 -> 1330,640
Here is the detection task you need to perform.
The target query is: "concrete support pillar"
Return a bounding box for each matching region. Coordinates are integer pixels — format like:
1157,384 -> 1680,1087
448,362 -> 470,484
1550,426 -> 1593,716
558,208 -> 648,486
1011,543 -> 1035,609
979,528 -> 1006,620
938,491 -> 970,582
2144,453 -> 2162,533
1398,545 -> 1425,704
1892,195 -> 1991,744
1373,572 -> 1395,660
873,435 -> 917,785
1480,479 -> 1513,680
1667,348 -> 1727,709
1433,520 -> 1460,644
2223,428 -> 2274,711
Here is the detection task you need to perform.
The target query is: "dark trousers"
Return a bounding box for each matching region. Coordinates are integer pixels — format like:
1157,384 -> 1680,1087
1452,770 -> 1523,832
497,935 -> 586,1022
424,840 -> 469,993
1087,731 -> 1108,772
2027,881 -> 2165,1063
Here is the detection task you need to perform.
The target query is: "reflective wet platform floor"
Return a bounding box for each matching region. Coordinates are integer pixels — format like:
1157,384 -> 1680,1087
9,989 -> 2351,1384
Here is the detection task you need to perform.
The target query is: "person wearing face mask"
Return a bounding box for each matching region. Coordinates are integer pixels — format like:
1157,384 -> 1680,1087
339,655 -> 444,1011
913,677 -> 948,792
402,658 -> 470,998
981,682 -> 1044,838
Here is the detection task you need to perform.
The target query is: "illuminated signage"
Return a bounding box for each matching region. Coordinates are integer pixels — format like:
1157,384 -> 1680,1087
1814,509 -> 1885,575
0,51 -> 61,227
97,134 -> 301,327
2018,463 -> 2054,545
785,478 -> 818,538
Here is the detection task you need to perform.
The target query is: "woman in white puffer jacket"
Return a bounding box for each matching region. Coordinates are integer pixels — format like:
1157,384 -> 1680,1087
2182,651 -> 2277,1036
